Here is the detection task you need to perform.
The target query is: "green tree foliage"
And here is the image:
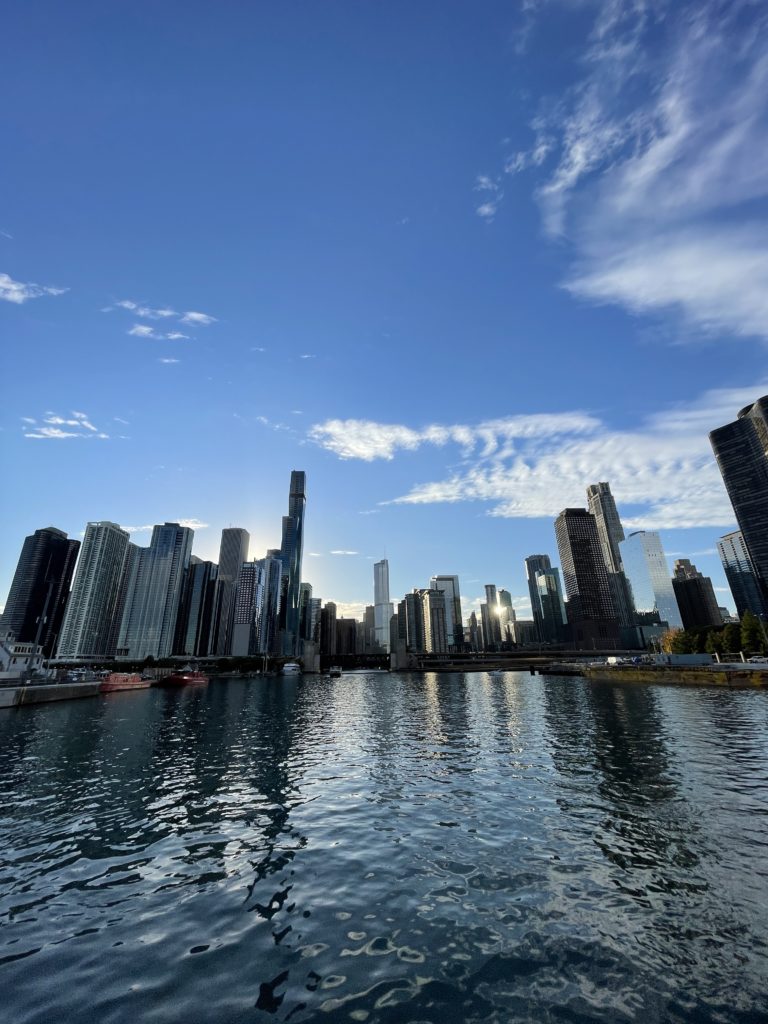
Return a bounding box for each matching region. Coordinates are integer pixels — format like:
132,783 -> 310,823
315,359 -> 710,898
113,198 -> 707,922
705,631 -> 725,655
741,610 -> 766,653
722,622 -> 742,654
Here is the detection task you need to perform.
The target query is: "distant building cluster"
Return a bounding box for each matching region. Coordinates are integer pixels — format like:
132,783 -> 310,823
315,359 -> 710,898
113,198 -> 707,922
1,396 -> 767,661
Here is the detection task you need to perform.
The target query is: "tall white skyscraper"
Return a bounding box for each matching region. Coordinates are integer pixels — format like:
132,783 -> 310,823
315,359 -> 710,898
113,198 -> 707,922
215,527 -> 250,655
619,530 -> 682,629
373,559 -> 394,652
56,521 -> 130,659
116,523 -> 194,660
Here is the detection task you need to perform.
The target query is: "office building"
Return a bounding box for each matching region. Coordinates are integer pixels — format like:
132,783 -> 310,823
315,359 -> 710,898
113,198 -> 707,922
174,557 -> 219,657
429,575 -> 463,649
277,471 -> 306,656
320,601 -> 337,657
717,530 -> 768,618
374,559 -> 394,653
256,556 -> 283,654
554,508 -> 619,648
230,561 -> 265,657
710,396 -> 768,610
402,592 -> 425,653
498,589 -> 516,644
525,554 -> 567,644
671,560 -> 722,631
56,521 -> 130,659
116,522 -> 193,660
483,584 -> 502,648
214,527 -> 250,655
586,482 -> 635,626
417,588 -> 447,654
1,527 -> 80,655
619,531 -> 682,629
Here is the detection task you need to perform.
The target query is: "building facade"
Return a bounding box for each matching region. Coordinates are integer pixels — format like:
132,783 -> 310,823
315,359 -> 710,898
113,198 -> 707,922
373,559 -> 394,653
429,575 -> 463,649
278,471 -> 306,656
1,526 -> 80,655
525,554 -> 567,644
56,521 -> 130,660
554,508 -> 619,648
710,396 -> 768,612
717,530 -> 768,618
671,560 -> 722,631
619,531 -> 682,630
214,527 -> 250,656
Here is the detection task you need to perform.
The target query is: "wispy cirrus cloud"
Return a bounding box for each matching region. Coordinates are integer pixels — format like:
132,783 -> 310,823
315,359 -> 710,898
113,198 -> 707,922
309,382 -> 764,530
1,272 -> 67,304
180,310 -> 217,326
474,174 -> 503,221
128,324 -> 189,340
309,411 -> 600,461
330,550 -> 359,556
121,519 -> 209,534
158,357 -> 180,364
22,410 -> 110,440
107,298 -> 216,333
490,0 -> 768,342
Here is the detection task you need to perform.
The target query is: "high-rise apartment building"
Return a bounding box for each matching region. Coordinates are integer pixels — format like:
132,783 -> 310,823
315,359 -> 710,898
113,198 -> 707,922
429,575 -> 462,649
256,556 -> 283,655
116,522 -> 193,660
174,557 -> 219,657
56,521 -> 130,659
214,527 -> 250,655
230,561 -> 265,657
278,471 -> 306,656
525,554 -> 567,644
554,508 -> 619,648
320,601 -> 337,657
710,396 -> 768,611
671,560 -> 722,631
402,592 -> 425,653
717,530 -> 768,618
619,531 -> 682,629
374,559 -> 394,653
1,527 -> 80,655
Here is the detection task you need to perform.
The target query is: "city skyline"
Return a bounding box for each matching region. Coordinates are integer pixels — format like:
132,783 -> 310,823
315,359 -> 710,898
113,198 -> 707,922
3,2 -> 767,621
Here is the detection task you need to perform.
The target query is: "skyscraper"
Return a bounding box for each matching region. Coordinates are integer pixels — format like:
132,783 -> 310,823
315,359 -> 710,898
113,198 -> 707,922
619,531 -> 682,629
1,527 -> 80,655
278,471 -> 306,656
586,482 -> 635,626
374,559 -> 393,653
256,555 -> 283,654
710,396 -> 768,610
174,557 -> 219,657
429,575 -> 462,649
116,523 -> 194,660
717,530 -> 768,618
230,560 -> 265,657
421,588 -> 447,654
671,560 -> 722,631
554,508 -> 619,648
525,554 -> 567,644
56,521 -> 130,660
214,527 -> 250,655
483,584 -> 502,648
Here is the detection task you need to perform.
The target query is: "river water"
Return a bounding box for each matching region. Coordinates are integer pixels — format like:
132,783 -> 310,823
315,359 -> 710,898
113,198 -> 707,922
1,672 -> 767,1024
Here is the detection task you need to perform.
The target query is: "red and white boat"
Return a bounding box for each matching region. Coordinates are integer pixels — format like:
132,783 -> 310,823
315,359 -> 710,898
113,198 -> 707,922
154,666 -> 209,687
100,672 -> 153,693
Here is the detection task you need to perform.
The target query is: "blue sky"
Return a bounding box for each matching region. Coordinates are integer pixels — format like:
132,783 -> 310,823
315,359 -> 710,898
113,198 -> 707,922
2,0 -> 766,622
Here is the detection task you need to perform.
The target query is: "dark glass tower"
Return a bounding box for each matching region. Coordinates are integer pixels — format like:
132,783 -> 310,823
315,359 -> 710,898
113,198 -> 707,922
279,471 -> 306,656
710,396 -> 768,611
554,508 -> 619,649
525,554 -> 567,644
1,527 -> 80,655
671,560 -> 722,630
214,527 -> 250,655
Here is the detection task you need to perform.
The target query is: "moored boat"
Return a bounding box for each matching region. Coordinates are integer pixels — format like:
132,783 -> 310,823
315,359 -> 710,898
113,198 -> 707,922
100,672 -> 152,693
154,667 -> 209,687
281,662 -> 302,676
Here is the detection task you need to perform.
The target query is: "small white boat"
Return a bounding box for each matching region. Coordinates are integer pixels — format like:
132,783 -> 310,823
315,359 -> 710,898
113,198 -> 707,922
281,662 -> 302,676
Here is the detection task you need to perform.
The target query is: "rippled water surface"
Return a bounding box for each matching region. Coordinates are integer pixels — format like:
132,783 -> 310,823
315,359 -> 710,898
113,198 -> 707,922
2,672 -> 767,1023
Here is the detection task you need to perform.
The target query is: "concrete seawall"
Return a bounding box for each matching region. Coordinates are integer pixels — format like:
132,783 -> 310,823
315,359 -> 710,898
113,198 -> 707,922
0,682 -> 102,709
584,667 -> 768,688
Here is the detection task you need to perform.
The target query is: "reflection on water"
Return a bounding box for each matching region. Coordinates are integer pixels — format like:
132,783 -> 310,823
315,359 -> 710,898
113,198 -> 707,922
1,672 -> 767,1024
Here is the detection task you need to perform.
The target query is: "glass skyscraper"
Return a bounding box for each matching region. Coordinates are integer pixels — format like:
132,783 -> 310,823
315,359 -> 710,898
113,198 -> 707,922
554,508 -> 619,648
278,471 -> 306,656
619,531 -> 682,629
429,575 -> 462,648
717,530 -> 768,618
56,521 -> 130,659
1,526 -> 80,655
116,522 -> 193,660
374,559 -> 393,653
525,554 -> 567,644
214,527 -> 250,655
710,396 -> 768,613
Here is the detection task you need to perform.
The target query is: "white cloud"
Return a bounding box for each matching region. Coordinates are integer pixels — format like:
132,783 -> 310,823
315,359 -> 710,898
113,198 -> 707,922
495,0 -> 768,342
474,174 -> 504,221
122,519 -> 209,534
299,353 -> 316,359
251,346 -> 267,352
23,410 -> 109,440
116,299 -> 176,319
128,324 -> 158,338
0,272 -> 67,304
165,331 -> 189,340
311,382 -> 763,530
330,550 -> 359,556
180,310 -> 216,325
158,357 -> 180,364
309,411 -> 600,461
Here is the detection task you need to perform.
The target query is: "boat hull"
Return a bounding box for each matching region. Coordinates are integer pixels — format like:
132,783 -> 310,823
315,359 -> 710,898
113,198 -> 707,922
154,672 -> 209,687
100,673 -> 152,693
